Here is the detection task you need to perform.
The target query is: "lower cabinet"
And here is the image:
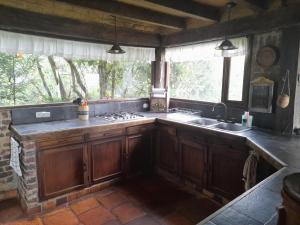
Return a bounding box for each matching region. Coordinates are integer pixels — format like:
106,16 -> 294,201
126,131 -> 153,176
179,138 -> 207,187
207,144 -> 248,199
37,144 -> 87,200
89,137 -> 125,184
157,128 -> 178,174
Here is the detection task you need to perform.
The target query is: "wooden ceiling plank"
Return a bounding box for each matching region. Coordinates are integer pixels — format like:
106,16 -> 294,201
0,5 -> 160,47
238,0 -> 269,12
55,0 -> 185,30
144,0 -> 221,21
161,4 -> 300,47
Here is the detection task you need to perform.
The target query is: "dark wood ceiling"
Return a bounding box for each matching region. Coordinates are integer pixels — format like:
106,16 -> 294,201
0,0 -> 298,47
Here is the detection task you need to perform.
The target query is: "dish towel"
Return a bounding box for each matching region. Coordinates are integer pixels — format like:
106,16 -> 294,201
10,137 -> 22,176
243,150 -> 259,191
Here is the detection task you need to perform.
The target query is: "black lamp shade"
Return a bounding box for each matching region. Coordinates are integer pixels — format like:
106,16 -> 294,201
215,39 -> 237,51
107,44 -> 126,54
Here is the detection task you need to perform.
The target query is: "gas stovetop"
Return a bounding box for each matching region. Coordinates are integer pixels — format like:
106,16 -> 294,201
96,112 -> 144,121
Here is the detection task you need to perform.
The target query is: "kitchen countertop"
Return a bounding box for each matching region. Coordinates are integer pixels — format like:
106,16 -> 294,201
10,112 -> 300,225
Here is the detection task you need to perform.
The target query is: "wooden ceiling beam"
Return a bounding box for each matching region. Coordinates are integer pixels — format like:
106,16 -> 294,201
161,4 -> 300,47
0,5 -> 160,47
144,0 -> 221,21
56,0 -> 185,30
237,0 -> 270,12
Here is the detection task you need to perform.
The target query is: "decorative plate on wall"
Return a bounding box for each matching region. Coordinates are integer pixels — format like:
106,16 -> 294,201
256,45 -> 279,69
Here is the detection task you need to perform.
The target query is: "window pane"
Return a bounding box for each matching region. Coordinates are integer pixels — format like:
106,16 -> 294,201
0,53 -> 151,107
228,55 -> 245,101
170,58 -> 223,103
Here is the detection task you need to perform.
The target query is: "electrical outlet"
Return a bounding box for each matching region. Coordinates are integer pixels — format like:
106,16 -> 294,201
36,111 -> 51,118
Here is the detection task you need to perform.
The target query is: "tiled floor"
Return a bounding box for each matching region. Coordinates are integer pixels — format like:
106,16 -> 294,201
0,176 -> 222,225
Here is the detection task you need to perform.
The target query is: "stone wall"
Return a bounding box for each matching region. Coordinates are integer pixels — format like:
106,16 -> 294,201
0,110 -> 17,201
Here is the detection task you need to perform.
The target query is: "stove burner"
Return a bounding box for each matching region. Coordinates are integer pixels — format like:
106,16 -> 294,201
96,112 -> 144,121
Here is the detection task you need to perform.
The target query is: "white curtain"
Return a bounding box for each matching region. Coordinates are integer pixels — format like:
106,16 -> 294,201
165,37 -> 248,62
0,30 -> 155,61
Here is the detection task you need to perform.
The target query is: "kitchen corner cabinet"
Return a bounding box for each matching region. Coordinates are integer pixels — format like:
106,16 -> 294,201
89,137 -> 125,184
126,124 -> 156,176
207,143 -> 248,199
37,143 -> 87,200
157,126 -> 178,174
178,137 -> 207,187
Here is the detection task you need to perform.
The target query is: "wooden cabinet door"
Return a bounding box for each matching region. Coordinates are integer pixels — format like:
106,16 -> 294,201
179,138 -> 207,187
37,144 -> 87,200
126,132 -> 153,176
158,130 -> 178,174
208,144 -> 248,199
89,137 -> 125,184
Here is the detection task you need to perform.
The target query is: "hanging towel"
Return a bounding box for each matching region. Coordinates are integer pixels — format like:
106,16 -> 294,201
10,137 -> 22,176
243,150 -> 259,191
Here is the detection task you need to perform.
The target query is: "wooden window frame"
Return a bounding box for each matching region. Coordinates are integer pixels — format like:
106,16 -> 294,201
221,37 -> 252,109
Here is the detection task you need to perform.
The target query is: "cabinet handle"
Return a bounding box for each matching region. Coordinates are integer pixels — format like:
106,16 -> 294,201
83,163 -> 87,171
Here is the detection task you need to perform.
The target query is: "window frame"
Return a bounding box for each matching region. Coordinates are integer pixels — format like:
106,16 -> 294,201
221,37 -> 252,109
169,37 -> 252,109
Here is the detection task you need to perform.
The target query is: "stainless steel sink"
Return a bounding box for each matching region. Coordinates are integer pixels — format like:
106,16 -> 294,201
189,118 -> 220,127
211,122 -> 251,132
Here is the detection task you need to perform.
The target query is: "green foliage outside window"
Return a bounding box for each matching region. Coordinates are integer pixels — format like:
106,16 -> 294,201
0,53 -> 151,106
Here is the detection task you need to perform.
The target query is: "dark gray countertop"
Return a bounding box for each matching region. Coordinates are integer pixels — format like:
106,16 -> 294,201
10,112 -> 300,225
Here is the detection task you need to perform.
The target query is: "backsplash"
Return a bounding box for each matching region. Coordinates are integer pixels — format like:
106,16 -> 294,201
11,99 -> 149,125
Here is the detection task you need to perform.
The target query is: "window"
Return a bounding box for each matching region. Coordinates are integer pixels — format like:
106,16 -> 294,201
227,55 -> 246,101
167,38 -> 248,104
0,30 -> 154,107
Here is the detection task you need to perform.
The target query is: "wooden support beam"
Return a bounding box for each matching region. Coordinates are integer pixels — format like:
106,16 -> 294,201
162,4 -> 300,47
56,0 -> 185,29
237,0 -> 269,12
0,5 -> 160,47
144,0 -> 221,21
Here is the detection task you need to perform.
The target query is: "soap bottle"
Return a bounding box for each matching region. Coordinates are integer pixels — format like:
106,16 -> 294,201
242,112 -> 247,127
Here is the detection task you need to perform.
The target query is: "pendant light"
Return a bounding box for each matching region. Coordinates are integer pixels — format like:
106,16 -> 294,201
107,16 -> 126,54
216,1 -> 238,51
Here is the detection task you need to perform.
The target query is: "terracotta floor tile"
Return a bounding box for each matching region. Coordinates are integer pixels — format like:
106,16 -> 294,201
0,198 -> 24,224
95,188 -> 116,198
125,215 -> 160,225
43,208 -> 79,225
96,192 -> 128,210
112,203 -> 146,224
5,217 -> 43,225
78,206 -> 116,225
177,197 -> 221,223
71,198 -> 99,215
159,212 -> 193,225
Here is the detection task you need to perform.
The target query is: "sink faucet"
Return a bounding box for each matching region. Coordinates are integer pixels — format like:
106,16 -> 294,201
212,102 -> 228,122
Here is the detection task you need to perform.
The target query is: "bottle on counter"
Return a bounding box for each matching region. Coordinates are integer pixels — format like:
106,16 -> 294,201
73,98 -> 89,121
242,111 -> 253,128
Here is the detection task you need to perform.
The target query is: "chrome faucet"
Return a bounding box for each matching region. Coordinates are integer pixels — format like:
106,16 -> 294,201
212,102 -> 228,122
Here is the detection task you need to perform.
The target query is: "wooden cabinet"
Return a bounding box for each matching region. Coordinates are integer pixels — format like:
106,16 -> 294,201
89,137 -> 125,184
207,143 -> 248,199
178,138 -> 207,187
37,143 -> 87,200
126,132 -> 153,176
157,126 -> 178,174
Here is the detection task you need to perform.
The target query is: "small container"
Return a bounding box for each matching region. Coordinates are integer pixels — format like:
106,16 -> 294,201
247,115 -> 253,128
242,114 -> 247,127
78,105 -> 89,121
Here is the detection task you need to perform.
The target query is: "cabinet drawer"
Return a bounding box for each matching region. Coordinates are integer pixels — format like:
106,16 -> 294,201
37,135 -> 84,150
159,125 -> 176,136
178,130 -> 206,145
87,128 -> 125,141
126,124 -> 156,135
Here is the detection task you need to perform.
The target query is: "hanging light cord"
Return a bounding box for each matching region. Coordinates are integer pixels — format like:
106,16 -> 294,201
114,16 -> 117,44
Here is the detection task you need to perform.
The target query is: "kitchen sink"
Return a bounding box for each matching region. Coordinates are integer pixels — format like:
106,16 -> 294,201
211,122 -> 251,132
189,118 -> 220,127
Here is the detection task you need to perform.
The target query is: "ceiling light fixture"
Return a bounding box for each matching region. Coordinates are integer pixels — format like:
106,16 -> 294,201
216,1 -> 238,51
107,16 -> 126,54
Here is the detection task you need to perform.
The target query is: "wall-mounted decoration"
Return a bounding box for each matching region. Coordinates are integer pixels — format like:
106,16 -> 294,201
249,76 -> 274,113
277,70 -> 290,109
256,45 -> 279,69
